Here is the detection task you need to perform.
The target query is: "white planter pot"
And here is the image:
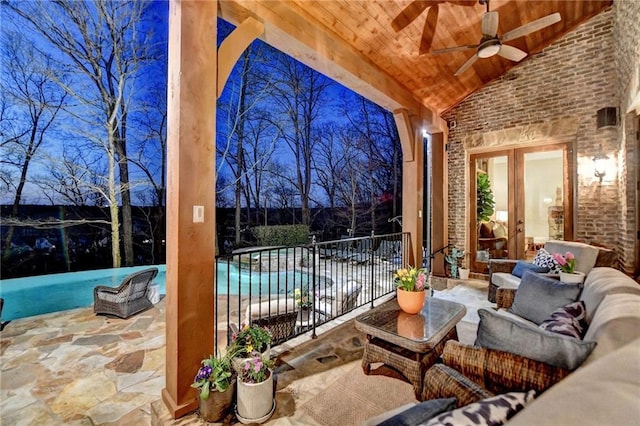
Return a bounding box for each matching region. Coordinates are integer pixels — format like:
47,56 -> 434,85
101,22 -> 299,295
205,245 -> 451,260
459,268 -> 470,280
235,370 -> 275,424
559,271 -> 585,284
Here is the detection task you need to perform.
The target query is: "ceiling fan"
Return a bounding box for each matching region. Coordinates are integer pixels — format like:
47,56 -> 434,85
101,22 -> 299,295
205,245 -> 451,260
391,0 -> 477,55
431,0 -> 561,76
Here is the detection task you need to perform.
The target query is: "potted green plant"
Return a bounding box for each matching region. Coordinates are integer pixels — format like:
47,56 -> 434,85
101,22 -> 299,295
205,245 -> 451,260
476,173 -> 495,223
191,346 -> 241,422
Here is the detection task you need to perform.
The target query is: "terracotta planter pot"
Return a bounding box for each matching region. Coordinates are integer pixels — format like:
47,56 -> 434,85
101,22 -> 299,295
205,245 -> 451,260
397,289 -> 425,314
236,370 -> 275,424
198,380 -> 236,422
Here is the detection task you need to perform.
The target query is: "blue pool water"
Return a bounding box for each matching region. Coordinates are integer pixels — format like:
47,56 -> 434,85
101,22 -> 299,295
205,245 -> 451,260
0,263 -> 316,321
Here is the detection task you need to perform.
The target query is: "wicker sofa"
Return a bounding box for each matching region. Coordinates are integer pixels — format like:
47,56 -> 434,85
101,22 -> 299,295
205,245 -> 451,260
421,267 -> 640,424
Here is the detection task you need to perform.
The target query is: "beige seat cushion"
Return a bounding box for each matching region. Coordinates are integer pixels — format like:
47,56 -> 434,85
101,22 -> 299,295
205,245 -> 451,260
244,298 -> 297,325
491,272 -> 521,290
582,293 -> 640,364
506,337 -> 640,426
581,267 -> 640,324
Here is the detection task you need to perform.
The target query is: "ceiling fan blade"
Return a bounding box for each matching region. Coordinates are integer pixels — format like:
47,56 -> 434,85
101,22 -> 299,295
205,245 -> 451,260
454,54 -> 479,76
502,12 -> 561,42
447,0 -> 478,6
391,0 -> 438,32
419,4 -> 439,54
498,44 -> 527,62
431,44 -> 477,54
482,11 -> 499,37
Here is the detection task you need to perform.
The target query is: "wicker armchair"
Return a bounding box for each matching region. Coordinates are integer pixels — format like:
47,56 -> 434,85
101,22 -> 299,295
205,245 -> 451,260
423,340 -> 571,403
93,267 -> 158,319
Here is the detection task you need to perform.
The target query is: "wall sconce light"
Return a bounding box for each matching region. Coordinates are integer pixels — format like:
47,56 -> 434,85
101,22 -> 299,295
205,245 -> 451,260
593,146 -> 609,181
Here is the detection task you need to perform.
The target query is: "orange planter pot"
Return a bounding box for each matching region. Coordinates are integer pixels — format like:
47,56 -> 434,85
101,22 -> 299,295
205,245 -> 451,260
397,289 -> 425,314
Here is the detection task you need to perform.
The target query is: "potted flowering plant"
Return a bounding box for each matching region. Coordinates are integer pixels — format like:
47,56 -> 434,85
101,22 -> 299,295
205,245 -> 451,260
230,324 -> 272,358
191,346 -> 241,422
552,251 -> 584,283
293,288 -> 312,310
552,251 -> 576,273
394,266 -> 428,292
394,266 -> 428,314
235,348 -> 277,423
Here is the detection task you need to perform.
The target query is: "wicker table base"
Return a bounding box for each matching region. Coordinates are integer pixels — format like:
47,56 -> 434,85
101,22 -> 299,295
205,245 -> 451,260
361,327 -> 458,400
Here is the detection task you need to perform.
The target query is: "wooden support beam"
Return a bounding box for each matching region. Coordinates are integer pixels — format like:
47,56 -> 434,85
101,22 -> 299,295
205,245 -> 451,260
162,0 -> 217,419
398,111 -> 424,267
394,109 -> 415,162
430,132 -> 448,277
217,16 -> 264,98
219,0 -> 427,114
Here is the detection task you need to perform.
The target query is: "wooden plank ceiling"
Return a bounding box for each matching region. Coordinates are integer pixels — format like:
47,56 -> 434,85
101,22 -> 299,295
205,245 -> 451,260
220,1 -> 612,115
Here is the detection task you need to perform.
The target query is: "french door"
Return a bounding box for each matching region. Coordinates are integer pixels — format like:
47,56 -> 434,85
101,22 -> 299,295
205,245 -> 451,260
469,143 -> 574,273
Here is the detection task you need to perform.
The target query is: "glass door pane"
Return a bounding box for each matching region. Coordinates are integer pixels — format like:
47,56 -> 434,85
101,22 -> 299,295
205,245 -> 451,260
474,154 -> 510,272
521,150 -> 565,260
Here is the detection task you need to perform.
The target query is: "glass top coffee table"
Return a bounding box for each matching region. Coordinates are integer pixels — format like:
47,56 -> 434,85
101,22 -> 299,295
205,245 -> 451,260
354,296 -> 466,400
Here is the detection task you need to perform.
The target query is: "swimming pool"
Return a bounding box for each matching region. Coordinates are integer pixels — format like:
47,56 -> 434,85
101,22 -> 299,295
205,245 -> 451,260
0,263 -> 319,321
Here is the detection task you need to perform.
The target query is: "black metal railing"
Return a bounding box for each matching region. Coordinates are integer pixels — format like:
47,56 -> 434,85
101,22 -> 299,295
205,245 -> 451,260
213,232 -> 410,352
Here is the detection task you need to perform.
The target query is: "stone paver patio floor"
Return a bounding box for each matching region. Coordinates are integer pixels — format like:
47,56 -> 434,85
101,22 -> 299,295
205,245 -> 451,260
0,280 -> 490,425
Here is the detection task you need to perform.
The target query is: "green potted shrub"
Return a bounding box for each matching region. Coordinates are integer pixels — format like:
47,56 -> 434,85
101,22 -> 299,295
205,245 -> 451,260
476,172 -> 495,223
191,347 -> 241,422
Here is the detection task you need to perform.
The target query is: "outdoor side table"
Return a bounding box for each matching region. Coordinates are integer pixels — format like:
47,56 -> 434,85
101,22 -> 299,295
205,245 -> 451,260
354,297 -> 466,400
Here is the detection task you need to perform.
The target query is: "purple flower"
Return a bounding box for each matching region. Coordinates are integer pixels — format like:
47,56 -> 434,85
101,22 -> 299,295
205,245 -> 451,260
195,364 -> 211,381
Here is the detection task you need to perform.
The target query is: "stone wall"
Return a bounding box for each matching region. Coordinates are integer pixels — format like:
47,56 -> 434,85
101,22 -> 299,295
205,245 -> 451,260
442,6 -> 637,274
614,0 -> 640,274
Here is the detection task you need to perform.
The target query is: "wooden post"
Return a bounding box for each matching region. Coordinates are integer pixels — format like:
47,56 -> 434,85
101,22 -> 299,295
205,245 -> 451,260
430,132 -> 448,276
162,0 -> 217,418
395,110 -> 424,267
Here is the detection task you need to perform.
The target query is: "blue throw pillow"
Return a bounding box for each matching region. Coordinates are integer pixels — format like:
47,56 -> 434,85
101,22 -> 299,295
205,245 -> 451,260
378,398 -> 457,426
511,261 -> 550,278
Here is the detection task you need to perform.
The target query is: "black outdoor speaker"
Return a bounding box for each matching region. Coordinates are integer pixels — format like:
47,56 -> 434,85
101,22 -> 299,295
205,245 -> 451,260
597,107 -> 618,128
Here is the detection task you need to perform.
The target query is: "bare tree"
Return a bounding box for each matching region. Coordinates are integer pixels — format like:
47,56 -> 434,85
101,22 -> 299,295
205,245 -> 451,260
217,40 -> 276,244
5,0 -> 157,267
0,33 -> 67,258
271,56 -> 332,226
130,82 -> 167,263
343,97 -> 403,232
38,147 -> 108,207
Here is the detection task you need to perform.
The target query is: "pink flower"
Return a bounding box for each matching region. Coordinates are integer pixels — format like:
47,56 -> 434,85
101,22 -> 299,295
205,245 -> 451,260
565,251 -> 575,260
416,274 -> 426,291
553,253 -> 567,266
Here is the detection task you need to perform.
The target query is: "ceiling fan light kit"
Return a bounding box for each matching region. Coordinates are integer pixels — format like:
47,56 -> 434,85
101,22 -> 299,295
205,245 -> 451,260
477,39 -> 501,58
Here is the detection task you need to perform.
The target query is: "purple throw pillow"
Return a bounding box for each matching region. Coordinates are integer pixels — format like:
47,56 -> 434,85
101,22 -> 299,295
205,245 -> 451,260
539,300 -> 587,339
